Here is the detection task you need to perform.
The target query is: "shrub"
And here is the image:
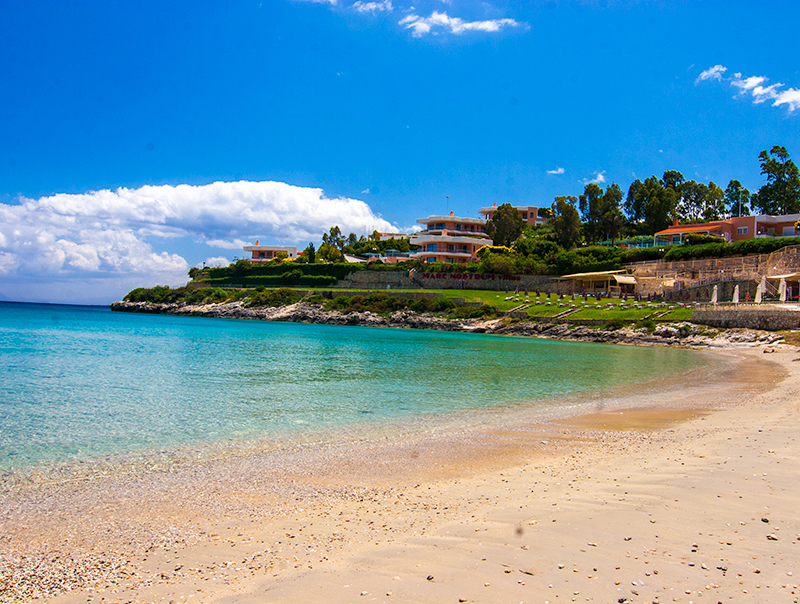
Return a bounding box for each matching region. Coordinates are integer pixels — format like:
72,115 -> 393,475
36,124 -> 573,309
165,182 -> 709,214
244,287 -> 302,307
634,318 -> 656,333
451,304 -> 497,319
604,317 -> 626,331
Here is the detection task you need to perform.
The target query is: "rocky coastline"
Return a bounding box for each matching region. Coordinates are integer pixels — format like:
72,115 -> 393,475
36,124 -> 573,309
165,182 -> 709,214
110,300 -> 784,348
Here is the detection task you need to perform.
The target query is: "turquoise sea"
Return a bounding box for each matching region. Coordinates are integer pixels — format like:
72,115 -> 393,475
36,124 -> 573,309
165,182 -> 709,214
0,301 -> 705,473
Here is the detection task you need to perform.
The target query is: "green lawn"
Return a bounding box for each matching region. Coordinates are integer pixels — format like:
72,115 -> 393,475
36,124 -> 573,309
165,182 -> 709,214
300,286 -> 697,322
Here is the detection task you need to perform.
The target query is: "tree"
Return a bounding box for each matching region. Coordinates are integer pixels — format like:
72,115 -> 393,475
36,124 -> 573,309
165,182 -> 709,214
579,183 -> 604,244
725,179 -> 751,217
550,196 -> 582,249
625,176 -> 677,235
317,243 -> 343,263
321,226 -> 345,251
304,242 -> 316,263
599,184 -> 624,243
754,145 -> 800,215
703,182 -> 726,221
484,203 -> 524,246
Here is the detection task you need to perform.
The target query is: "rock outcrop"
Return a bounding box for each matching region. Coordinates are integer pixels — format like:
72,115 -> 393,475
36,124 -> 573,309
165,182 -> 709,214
109,301 -> 785,348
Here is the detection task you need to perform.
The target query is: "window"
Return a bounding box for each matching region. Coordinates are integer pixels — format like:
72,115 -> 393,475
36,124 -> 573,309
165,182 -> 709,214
427,244 -> 437,252
447,244 -> 456,252
434,223 -> 445,230
455,224 -> 463,230
521,213 -> 528,220
783,226 -> 796,236
737,227 -> 748,235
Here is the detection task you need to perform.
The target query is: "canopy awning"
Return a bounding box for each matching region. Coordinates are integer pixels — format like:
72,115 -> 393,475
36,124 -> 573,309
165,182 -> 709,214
767,273 -> 799,280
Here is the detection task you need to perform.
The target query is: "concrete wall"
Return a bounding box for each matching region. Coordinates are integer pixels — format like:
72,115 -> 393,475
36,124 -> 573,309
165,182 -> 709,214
692,307 -> 800,330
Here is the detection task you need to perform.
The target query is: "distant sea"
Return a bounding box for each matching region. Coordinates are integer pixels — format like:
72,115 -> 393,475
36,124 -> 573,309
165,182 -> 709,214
0,301 -> 705,474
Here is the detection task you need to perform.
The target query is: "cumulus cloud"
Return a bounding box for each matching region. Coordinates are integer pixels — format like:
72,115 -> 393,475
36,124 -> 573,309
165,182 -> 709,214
353,0 -> 393,13
0,180 -> 397,303
200,257 -> 232,268
582,171 -> 606,185
697,64 -> 800,113
399,11 -> 522,37
696,64 -> 726,83
546,167 -> 565,175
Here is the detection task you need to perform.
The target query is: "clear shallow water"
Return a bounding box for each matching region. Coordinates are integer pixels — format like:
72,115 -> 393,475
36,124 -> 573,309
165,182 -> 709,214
0,301 -> 704,471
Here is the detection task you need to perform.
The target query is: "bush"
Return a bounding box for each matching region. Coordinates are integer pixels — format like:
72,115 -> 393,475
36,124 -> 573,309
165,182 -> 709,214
604,317 -> 626,331
683,233 -> 725,246
451,303 -> 497,319
244,287 -> 302,307
620,247 -> 666,263
634,318 -> 656,333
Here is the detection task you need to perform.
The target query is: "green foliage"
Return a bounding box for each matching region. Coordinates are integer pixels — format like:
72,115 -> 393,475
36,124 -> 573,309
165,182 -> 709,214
754,145 -> 800,215
450,303 -> 497,319
624,174 -> 679,236
619,246 -> 666,263
634,318 -> 657,333
317,242 -> 344,263
476,245 -> 513,258
552,246 -> 622,274
123,286 -> 236,305
550,196 -> 582,249
725,179 -> 751,217
682,233 -> 726,246
663,236 -> 800,261
604,317 -> 626,331
244,287 -> 303,307
207,262 -> 358,281
325,293 -> 456,315
484,203 -> 524,246
205,273 -> 338,287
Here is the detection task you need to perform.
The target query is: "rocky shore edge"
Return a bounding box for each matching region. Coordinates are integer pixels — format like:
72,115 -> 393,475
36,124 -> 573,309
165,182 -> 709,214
110,300 -> 785,348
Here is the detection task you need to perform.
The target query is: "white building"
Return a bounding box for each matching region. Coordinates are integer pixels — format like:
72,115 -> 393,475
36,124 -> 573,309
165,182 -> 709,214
242,241 -> 298,262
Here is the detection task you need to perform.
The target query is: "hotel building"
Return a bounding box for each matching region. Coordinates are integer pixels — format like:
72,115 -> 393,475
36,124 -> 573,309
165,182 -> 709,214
654,214 -> 800,246
409,212 -> 491,264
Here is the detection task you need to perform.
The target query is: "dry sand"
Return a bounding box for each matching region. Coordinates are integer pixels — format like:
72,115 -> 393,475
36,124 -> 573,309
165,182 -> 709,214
2,345 -> 799,604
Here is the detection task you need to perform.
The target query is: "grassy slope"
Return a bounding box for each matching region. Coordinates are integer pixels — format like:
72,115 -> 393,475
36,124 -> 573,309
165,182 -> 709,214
304,287 -> 695,322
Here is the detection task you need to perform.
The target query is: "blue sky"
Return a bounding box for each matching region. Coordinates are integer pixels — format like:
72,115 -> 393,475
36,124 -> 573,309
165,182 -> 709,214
1,0 -> 798,303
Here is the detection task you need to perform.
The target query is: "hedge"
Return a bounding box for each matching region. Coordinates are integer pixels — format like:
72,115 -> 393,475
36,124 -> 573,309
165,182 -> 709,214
203,274 -> 338,288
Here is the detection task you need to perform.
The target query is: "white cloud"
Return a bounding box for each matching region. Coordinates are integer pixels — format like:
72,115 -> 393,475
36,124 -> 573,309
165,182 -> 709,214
546,167 -> 565,175
0,180 -> 397,304
361,188 -> 370,194
296,0 -> 338,5
582,171 -> 606,185
200,257 -> 232,268
695,64 -> 726,83
399,10 -> 522,37
353,0 -> 393,13
205,238 -> 251,250
698,65 -> 800,113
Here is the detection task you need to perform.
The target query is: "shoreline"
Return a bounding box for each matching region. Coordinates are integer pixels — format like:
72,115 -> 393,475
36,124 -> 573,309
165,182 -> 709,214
110,300 -> 786,348
2,345 -> 798,603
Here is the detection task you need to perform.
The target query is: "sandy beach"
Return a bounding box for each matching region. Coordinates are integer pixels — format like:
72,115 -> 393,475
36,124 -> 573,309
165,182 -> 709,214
2,343 -> 799,604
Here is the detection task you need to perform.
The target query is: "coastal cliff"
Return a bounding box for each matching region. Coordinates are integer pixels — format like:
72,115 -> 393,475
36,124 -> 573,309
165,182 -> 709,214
110,300 -> 783,348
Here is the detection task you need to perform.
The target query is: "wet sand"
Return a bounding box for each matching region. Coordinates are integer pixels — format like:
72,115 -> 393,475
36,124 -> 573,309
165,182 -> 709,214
2,345 -> 799,603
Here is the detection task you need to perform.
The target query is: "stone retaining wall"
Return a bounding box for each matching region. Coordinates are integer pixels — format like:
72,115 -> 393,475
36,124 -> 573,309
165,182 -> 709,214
692,306 -> 800,330
338,270 -> 557,291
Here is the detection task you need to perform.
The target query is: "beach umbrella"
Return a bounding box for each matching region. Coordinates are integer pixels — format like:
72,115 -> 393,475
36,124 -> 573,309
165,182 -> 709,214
779,277 -> 787,302
711,284 -> 718,305
755,277 -> 763,304
733,284 -> 739,305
